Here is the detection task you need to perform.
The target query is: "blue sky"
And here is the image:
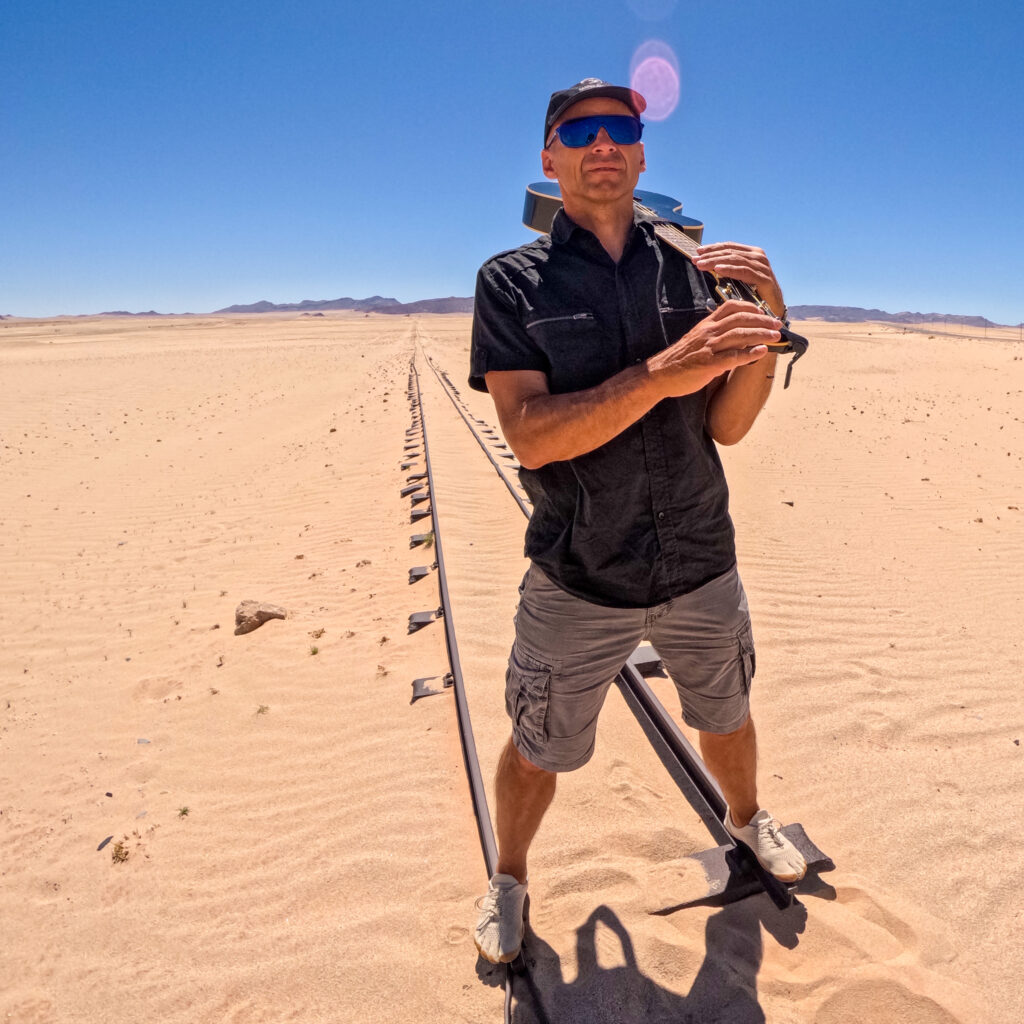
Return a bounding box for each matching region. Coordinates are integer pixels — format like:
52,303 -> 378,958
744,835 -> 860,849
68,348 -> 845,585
2,0 -> 1022,322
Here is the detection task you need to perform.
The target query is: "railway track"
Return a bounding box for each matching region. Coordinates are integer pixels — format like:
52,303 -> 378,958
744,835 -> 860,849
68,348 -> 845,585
402,346 -> 832,1021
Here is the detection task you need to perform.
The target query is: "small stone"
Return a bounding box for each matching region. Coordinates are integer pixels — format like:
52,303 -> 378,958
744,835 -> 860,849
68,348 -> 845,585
234,600 -> 287,635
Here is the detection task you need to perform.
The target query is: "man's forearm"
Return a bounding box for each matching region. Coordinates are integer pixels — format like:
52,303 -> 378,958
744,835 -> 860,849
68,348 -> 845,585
493,300 -> 782,467
503,363 -> 662,469
705,352 -> 777,445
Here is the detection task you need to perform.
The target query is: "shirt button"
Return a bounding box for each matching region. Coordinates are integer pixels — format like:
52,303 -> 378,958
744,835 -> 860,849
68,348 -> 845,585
657,511 -> 665,520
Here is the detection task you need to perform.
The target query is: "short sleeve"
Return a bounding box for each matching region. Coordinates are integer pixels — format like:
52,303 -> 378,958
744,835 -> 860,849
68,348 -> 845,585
469,262 -> 548,392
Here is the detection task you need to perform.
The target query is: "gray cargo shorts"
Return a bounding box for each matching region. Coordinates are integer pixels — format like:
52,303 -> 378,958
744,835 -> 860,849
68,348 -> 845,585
505,564 -> 755,772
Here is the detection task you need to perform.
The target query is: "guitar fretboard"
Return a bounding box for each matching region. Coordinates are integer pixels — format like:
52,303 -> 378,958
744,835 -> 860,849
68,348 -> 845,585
634,202 -> 701,259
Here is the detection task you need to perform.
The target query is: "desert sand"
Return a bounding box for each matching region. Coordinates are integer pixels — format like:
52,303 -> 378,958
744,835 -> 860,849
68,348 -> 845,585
1,312 -> 1022,1023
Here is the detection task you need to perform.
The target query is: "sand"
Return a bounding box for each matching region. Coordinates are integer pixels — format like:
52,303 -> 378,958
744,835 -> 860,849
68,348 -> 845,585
1,312 -> 1021,1022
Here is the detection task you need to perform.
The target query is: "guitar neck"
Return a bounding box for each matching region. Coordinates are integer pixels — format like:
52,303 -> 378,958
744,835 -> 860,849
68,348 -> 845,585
633,201 -> 702,259
640,200 -> 764,305
650,218 -> 702,260
636,197 -> 808,388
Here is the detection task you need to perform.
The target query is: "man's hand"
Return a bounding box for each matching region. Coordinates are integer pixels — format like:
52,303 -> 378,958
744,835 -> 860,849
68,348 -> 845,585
647,299 -> 781,399
691,242 -> 786,318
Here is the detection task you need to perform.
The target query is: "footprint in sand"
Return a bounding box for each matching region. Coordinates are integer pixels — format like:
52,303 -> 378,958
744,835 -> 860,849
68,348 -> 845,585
607,759 -> 666,812
815,979 -> 961,1024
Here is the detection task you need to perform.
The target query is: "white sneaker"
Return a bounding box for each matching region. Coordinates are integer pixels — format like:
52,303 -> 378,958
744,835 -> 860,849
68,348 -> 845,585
725,808 -> 807,883
473,873 -> 527,963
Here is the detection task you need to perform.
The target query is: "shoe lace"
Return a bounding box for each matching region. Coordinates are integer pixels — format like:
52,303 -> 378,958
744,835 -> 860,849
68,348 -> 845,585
474,889 -> 503,924
756,816 -> 785,849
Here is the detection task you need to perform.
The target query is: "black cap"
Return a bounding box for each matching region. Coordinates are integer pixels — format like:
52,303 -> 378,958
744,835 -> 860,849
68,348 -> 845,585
544,78 -> 647,144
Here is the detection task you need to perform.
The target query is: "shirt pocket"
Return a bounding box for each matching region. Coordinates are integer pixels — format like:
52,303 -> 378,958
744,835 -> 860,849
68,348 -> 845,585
525,312 -> 596,330
524,312 -> 608,392
660,305 -> 709,346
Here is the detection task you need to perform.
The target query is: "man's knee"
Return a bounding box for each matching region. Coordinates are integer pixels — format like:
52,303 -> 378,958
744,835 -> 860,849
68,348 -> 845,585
503,737 -> 554,777
700,713 -> 753,741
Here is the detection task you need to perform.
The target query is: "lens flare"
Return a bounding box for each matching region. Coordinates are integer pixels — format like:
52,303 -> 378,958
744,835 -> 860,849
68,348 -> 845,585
629,39 -> 680,121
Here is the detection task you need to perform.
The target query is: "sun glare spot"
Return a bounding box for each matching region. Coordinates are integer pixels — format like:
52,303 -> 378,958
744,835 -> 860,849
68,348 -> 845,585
630,40 -> 680,121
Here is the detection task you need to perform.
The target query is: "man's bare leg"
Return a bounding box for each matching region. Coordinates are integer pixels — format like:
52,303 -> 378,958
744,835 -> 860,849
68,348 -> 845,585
700,714 -> 806,880
494,736 -> 556,883
699,714 -> 759,827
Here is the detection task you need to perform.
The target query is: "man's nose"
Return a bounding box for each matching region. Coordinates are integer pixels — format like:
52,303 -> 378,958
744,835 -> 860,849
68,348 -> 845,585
590,126 -> 618,148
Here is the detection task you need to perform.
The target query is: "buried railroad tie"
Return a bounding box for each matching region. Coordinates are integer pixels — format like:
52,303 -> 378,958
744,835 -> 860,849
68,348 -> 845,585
411,675 -> 452,703
409,533 -> 433,548
411,493 -> 430,506
408,607 -> 443,633
400,483 -> 424,497
410,507 -> 431,523
649,825 -> 836,914
408,565 -> 434,584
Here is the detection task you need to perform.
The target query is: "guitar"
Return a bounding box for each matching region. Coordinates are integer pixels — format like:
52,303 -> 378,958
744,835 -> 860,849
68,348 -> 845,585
523,182 -> 808,388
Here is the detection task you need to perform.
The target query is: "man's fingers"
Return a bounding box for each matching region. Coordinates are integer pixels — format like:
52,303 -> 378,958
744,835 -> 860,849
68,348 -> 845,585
697,241 -> 764,256
719,344 -> 769,367
701,262 -> 772,285
706,299 -> 764,320
711,327 -> 781,350
696,256 -> 773,281
705,306 -> 782,335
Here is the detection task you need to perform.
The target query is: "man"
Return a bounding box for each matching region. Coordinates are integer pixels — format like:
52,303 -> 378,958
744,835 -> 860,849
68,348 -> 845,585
469,78 -> 806,966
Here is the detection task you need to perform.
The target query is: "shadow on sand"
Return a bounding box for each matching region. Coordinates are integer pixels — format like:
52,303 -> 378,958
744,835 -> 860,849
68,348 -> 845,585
478,877 -> 836,1023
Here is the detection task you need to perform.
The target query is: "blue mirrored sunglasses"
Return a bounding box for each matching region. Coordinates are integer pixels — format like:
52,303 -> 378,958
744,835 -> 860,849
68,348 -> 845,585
547,114 -> 644,149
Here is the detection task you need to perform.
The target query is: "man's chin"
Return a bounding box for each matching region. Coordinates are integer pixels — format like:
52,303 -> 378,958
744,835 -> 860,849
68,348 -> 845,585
582,180 -> 635,201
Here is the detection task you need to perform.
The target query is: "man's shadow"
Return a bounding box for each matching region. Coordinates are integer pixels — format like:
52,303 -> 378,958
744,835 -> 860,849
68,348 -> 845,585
480,882 -> 831,1024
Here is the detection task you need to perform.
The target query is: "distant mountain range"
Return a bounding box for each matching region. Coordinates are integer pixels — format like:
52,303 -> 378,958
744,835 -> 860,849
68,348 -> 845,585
212,294 -> 475,315
210,296 -> 1003,326
787,305 -> 1000,328
68,298 -> 1009,326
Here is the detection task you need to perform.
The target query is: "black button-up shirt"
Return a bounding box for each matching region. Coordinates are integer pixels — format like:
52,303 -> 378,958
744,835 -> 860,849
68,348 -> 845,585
470,208 -> 736,608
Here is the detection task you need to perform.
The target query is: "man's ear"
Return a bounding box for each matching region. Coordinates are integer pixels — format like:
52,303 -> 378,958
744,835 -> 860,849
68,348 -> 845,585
541,148 -> 558,180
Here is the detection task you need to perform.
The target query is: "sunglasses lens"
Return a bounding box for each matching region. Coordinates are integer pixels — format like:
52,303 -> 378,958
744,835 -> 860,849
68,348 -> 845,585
556,116 -> 643,147
558,121 -> 597,147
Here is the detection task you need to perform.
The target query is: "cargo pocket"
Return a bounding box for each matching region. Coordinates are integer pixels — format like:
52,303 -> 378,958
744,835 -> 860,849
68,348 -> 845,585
505,643 -> 553,752
738,624 -> 756,692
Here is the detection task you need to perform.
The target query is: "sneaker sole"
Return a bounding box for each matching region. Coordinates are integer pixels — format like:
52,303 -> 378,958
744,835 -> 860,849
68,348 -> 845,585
473,936 -> 521,964
730,838 -> 807,883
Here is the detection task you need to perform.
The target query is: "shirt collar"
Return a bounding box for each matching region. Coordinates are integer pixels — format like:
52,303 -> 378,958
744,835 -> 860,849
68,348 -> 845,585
551,206 -> 658,250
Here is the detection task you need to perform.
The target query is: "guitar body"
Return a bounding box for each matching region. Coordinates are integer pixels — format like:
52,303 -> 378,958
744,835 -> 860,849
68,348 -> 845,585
521,182 -> 808,387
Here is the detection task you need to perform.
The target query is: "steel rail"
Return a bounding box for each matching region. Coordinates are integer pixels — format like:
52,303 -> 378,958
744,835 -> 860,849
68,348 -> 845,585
421,350 -> 794,910
411,361 -> 499,872
406,361 -> 549,1024
425,356 -> 532,518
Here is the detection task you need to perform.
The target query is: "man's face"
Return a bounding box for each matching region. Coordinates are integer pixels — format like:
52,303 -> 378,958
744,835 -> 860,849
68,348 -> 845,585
541,97 -> 646,207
